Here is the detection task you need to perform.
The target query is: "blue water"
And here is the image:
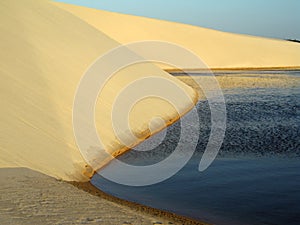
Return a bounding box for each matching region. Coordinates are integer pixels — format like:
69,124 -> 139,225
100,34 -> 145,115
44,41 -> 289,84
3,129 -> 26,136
92,71 -> 300,225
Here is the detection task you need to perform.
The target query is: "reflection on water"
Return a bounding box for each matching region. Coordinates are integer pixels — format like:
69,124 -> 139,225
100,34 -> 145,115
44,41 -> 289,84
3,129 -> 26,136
92,71 -> 300,225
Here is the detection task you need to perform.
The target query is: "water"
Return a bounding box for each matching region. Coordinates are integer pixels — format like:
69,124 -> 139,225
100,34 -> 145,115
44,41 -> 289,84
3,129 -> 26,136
92,71 -> 300,225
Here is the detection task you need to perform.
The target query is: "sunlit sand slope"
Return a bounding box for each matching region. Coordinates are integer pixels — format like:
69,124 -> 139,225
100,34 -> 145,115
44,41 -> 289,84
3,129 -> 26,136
54,2 -> 300,69
0,0 -> 196,181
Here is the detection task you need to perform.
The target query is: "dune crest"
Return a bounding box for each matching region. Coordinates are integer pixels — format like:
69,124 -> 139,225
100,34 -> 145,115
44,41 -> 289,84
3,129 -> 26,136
53,2 -> 300,69
0,0 -> 196,181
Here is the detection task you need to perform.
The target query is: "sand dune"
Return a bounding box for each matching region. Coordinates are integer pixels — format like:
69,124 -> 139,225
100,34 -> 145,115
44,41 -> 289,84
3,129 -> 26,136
0,0 -> 196,181
1,0 -> 299,182
53,2 -> 300,69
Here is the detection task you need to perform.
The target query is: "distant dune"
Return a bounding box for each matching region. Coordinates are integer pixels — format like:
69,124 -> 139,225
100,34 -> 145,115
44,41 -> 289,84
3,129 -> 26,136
53,2 -> 300,69
0,0 -> 196,181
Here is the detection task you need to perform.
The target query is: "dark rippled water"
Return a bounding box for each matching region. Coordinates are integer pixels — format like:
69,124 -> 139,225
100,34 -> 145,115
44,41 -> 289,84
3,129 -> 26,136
92,71 -> 300,225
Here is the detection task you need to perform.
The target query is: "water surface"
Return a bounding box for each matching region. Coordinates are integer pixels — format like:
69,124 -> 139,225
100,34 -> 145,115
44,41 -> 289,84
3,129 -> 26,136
92,71 -> 300,225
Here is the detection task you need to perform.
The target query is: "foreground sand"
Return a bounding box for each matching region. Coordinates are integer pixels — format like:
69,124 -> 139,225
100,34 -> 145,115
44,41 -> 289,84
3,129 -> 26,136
0,168 -> 205,225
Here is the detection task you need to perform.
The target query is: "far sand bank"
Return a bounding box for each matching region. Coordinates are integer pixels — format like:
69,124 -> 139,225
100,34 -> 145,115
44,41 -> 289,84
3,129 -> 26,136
167,67 -> 300,72
176,72 -> 300,99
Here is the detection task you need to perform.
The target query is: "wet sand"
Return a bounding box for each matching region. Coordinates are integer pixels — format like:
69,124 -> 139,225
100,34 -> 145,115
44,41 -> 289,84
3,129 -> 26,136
0,168 -> 206,225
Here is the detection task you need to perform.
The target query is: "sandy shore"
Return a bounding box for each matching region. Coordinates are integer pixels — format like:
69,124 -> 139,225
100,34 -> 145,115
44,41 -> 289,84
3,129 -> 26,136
0,168 -> 206,225
1,1 -> 300,223
176,73 -> 300,99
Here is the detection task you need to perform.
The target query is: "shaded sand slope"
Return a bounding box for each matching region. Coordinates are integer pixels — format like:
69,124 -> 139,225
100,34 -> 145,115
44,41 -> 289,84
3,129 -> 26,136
53,2 -> 300,69
0,168 -> 205,225
0,0 -> 196,181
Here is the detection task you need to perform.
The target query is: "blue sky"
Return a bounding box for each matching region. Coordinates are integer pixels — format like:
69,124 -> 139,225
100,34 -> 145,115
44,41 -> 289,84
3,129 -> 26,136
55,0 -> 300,40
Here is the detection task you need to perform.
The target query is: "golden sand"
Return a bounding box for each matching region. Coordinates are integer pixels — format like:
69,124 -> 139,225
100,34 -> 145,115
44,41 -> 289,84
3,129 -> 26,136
1,0 -> 300,182
54,2 -> 300,69
0,0 -> 196,181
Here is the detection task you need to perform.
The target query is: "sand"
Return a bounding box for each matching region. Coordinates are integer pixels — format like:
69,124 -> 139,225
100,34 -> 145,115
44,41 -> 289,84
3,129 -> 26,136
176,73 -> 300,99
1,0 -> 300,224
0,0 -> 300,224
0,168 -> 206,225
0,0 -> 196,181
53,2 -> 300,69
1,0 -> 299,182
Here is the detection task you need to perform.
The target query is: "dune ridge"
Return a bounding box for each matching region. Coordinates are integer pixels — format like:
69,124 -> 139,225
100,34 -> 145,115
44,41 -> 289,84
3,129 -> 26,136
53,2 -> 300,69
0,0 -> 196,181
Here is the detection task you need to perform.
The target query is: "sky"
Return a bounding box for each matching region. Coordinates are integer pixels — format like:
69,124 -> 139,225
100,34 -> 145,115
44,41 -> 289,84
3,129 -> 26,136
56,0 -> 300,40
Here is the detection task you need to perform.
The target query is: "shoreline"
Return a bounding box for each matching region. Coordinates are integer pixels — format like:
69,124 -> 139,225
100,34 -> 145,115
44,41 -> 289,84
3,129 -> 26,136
89,89 -> 199,176
86,71 -> 299,224
166,67 -> 300,73
2,73 -> 299,224
0,167 -> 208,225
72,71 -> 299,225
70,181 -> 208,225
